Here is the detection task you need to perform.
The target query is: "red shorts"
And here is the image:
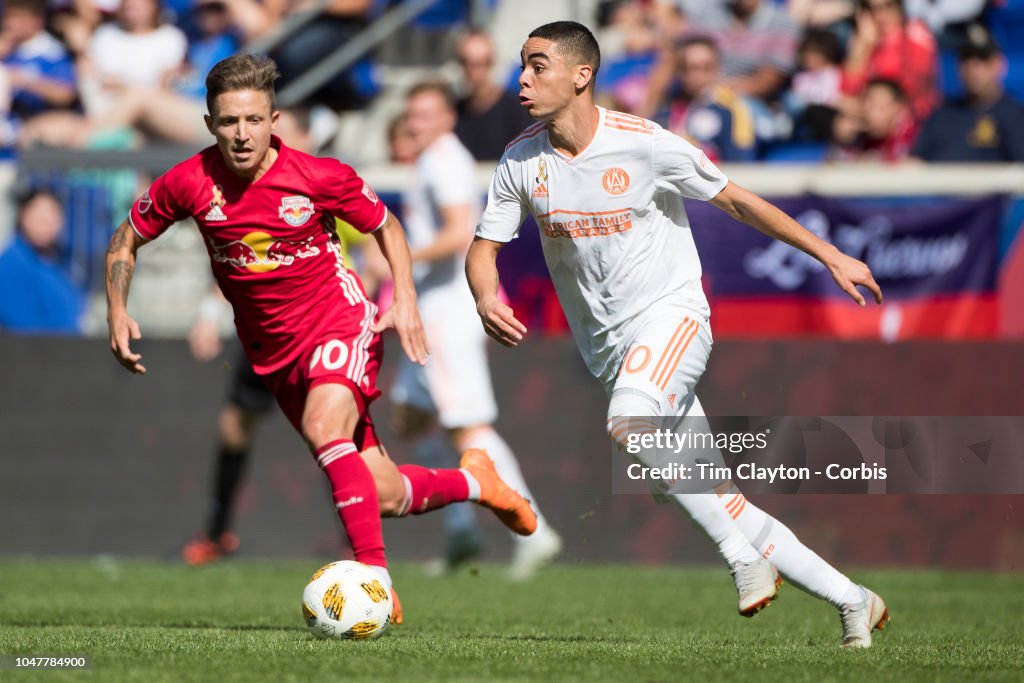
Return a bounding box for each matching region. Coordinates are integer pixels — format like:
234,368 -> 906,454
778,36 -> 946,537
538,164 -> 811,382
262,319 -> 383,452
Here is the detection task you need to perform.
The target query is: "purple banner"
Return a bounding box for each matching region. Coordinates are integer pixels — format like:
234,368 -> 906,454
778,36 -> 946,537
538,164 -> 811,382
689,195 -> 1003,300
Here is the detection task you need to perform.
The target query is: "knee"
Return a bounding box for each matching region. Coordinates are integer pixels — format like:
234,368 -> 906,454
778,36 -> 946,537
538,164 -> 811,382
219,405 -> 250,452
606,416 -> 631,450
301,411 -> 351,450
606,389 -> 661,449
376,475 -> 407,517
302,390 -> 360,448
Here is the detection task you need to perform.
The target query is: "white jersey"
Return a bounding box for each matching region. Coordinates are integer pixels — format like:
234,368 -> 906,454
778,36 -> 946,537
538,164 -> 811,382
403,132 -> 480,302
476,107 -> 728,384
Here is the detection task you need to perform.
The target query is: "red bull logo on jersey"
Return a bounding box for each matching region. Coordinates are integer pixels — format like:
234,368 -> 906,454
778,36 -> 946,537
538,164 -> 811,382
279,196 -> 314,226
207,232 -> 320,272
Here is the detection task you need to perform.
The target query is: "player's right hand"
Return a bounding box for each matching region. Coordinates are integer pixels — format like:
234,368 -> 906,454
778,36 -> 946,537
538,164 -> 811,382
108,311 -> 146,374
372,297 -> 431,365
827,252 -> 883,307
477,296 -> 527,347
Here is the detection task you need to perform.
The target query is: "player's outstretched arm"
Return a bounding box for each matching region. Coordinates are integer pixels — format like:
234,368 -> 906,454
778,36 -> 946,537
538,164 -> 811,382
370,211 -> 431,365
466,237 -> 527,347
410,203 -> 475,264
105,220 -> 149,374
710,182 -> 883,306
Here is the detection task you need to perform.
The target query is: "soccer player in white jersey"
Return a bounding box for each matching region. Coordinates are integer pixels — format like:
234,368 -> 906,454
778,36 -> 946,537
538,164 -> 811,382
393,81 -> 562,578
466,22 -> 890,647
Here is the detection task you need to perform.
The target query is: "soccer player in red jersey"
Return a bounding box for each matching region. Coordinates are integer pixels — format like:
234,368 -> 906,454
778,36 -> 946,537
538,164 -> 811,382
105,54 -> 537,622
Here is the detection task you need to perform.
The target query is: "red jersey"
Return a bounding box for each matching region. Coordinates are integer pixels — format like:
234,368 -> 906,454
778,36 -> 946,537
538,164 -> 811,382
129,136 -> 387,374
841,20 -> 938,122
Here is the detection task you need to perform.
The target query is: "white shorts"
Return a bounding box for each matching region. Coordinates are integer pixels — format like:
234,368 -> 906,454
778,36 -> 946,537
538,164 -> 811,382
390,293 -> 498,429
607,308 -> 713,418
607,309 -> 726,494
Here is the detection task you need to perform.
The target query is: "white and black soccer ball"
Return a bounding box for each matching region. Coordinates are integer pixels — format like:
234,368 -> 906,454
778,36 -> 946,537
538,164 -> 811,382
301,561 -> 393,640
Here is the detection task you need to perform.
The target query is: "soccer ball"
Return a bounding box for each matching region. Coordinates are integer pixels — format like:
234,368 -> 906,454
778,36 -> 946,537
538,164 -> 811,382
301,561 -> 393,640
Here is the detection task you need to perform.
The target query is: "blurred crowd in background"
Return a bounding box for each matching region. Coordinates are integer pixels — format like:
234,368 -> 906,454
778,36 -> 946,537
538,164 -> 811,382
3,0 -> 1023,161
2,0 -> 1024,334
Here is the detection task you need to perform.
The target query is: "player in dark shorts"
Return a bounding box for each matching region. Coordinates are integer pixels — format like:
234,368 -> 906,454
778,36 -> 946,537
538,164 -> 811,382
182,336 -> 273,565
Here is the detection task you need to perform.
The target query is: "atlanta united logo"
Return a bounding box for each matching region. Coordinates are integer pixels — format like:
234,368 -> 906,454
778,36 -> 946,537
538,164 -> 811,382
279,196 -> 314,226
602,167 -> 630,196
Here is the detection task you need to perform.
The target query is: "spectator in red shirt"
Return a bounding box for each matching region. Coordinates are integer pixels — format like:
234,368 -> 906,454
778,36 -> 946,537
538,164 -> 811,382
842,0 -> 938,121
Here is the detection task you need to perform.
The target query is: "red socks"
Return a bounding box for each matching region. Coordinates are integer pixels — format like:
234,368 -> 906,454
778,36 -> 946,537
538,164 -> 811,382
316,439 -> 386,568
397,464 -> 470,516
315,440 -> 474,563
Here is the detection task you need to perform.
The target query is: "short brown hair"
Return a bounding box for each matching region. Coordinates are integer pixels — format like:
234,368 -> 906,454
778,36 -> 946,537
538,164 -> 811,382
205,54 -> 281,115
406,80 -> 457,111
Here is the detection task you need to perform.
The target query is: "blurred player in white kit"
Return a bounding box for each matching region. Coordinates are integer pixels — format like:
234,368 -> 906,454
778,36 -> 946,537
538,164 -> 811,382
392,81 -> 562,578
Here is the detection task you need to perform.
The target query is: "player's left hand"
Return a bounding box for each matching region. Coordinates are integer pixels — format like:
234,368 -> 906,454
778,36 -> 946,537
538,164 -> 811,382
827,252 -> 883,306
188,318 -> 222,362
372,298 -> 431,365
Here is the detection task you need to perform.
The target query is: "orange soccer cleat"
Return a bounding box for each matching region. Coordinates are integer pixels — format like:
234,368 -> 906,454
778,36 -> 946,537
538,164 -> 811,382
390,587 -> 403,626
182,532 -> 240,566
459,449 -> 537,536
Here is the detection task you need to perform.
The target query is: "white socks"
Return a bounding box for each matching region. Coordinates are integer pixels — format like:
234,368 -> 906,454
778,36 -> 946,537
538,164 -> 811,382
461,469 -> 481,501
606,387 -> 858,608
463,427 -> 548,534
669,493 -> 762,565
724,491 -> 857,608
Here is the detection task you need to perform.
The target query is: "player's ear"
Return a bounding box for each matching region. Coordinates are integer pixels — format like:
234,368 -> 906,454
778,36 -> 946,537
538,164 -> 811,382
204,114 -> 214,136
271,109 -> 280,130
574,64 -> 593,93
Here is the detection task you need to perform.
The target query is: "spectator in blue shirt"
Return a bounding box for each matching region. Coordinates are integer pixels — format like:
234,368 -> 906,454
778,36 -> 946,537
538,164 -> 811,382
172,0 -> 241,100
656,35 -> 757,162
0,190 -> 84,335
0,0 -> 76,128
912,26 -> 1024,162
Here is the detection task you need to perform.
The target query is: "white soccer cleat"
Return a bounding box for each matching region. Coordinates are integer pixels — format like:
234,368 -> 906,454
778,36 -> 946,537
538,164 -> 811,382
507,525 -> 563,581
731,558 -> 782,617
840,585 -> 890,648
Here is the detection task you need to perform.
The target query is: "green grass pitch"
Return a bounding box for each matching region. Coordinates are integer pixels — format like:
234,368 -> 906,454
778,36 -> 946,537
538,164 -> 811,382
1,559 -> 1021,682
